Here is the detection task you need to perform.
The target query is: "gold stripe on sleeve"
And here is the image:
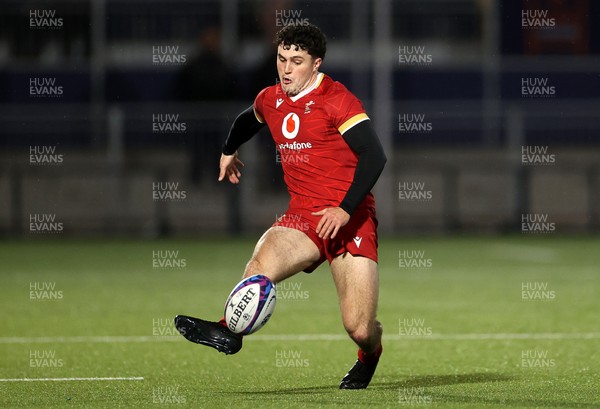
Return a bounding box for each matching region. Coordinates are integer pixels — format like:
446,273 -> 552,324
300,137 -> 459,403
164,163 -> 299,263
338,113 -> 369,135
253,107 -> 265,124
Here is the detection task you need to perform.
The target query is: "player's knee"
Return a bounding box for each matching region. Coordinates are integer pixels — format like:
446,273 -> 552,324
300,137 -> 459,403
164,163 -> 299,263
244,258 -> 262,278
244,258 -> 280,283
244,257 -> 264,277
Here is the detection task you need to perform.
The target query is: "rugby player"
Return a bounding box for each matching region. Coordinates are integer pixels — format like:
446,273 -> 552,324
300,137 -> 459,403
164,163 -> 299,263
176,23 -> 387,389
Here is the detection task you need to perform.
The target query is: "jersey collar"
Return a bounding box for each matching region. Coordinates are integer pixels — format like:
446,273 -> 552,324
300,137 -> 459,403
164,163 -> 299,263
289,72 -> 324,102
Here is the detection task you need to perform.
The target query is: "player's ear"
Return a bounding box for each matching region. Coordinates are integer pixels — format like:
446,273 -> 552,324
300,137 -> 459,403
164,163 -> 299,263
313,57 -> 322,71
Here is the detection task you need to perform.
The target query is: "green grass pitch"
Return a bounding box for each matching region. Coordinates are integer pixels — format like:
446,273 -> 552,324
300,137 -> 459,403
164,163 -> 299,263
1,236 -> 599,408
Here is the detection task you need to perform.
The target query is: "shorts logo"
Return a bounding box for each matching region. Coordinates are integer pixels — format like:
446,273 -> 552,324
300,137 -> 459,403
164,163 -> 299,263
353,236 -> 363,248
282,113 -> 300,139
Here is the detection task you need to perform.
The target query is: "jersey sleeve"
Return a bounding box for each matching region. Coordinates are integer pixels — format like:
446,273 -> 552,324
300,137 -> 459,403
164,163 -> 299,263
327,83 -> 370,135
253,87 -> 268,124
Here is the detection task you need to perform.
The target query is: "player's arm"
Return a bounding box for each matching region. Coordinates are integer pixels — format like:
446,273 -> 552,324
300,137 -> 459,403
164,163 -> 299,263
339,120 -> 387,214
218,105 -> 266,184
222,105 -> 265,155
313,120 -> 386,239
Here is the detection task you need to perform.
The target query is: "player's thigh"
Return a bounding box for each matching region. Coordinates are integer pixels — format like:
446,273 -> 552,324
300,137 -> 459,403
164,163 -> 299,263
244,226 -> 320,283
330,253 -> 379,331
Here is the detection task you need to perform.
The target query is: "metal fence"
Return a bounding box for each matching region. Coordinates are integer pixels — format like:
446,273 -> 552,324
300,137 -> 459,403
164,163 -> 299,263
1,0 -> 598,236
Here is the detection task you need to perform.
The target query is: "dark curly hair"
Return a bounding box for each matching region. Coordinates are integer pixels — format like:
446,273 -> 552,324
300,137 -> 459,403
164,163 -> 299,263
274,23 -> 327,60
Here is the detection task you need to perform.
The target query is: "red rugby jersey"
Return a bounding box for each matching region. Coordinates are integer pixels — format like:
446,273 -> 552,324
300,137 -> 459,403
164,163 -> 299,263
253,73 -> 374,211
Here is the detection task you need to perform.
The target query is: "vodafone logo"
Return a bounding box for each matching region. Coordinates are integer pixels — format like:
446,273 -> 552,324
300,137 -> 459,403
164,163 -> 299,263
281,113 -> 300,140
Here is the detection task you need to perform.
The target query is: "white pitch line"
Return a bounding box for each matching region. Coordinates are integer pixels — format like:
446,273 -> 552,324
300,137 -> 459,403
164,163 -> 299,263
489,244 -> 558,263
1,332 -> 599,344
387,332 -> 600,341
0,335 -> 180,344
0,377 -> 144,382
251,332 -> 600,341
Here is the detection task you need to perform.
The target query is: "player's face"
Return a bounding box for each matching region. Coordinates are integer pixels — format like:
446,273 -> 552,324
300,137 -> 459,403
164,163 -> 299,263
277,44 -> 322,97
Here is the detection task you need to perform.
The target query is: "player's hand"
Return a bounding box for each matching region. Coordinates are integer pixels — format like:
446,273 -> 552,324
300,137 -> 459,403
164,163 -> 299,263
218,152 -> 244,184
312,207 -> 350,240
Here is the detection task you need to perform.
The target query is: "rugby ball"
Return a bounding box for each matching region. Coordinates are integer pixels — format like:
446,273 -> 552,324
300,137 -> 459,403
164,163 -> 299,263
224,274 -> 276,335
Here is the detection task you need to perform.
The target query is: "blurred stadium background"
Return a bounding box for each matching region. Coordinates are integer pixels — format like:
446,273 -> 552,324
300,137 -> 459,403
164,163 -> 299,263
2,2 -> 600,407
0,0 -> 599,237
